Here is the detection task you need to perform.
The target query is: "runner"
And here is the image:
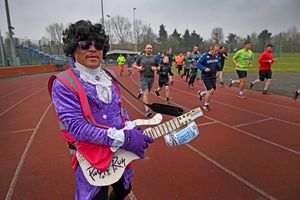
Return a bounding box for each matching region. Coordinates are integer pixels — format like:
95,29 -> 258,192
181,51 -> 192,82
166,48 -> 175,67
133,44 -> 159,117
197,44 -> 220,111
189,45 -> 201,89
155,51 -> 162,64
217,46 -> 228,87
126,54 -> 133,75
229,41 -> 254,98
117,54 -> 126,76
293,89 -> 300,100
154,56 -> 174,104
175,52 -> 185,76
249,44 -> 277,94
49,20 -> 153,200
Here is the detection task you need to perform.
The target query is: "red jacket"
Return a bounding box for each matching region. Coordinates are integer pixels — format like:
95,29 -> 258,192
258,50 -> 274,71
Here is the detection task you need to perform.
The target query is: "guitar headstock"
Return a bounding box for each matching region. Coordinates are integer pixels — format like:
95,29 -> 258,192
177,107 -> 203,126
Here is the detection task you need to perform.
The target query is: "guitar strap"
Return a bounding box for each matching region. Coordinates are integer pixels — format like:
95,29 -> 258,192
103,68 -> 185,117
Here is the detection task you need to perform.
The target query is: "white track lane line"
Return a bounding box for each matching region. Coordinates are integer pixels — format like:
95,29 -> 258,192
0,128 -> 35,135
122,95 -> 279,200
0,86 -> 31,100
197,121 -> 218,127
233,118 -> 273,128
0,87 -> 46,117
5,103 -> 52,200
185,144 -> 278,200
128,74 -> 300,156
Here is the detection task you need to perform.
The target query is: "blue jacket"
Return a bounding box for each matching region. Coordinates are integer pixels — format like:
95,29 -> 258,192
197,52 -> 220,79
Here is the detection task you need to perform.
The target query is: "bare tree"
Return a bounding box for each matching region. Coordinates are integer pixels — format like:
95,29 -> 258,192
211,27 -> 224,44
134,20 -> 157,50
110,15 -> 132,44
45,23 -> 64,43
134,20 -> 145,50
140,24 -> 157,46
104,19 -> 115,44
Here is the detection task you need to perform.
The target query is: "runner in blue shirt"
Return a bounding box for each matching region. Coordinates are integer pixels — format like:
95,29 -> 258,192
197,44 -> 220,111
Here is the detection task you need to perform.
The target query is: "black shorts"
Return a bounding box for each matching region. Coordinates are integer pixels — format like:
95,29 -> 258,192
158,81 -> 169,87
202,78 -> 216,91
217,64 -> 224,71
236,70 -> 247,79
259,70 -> 272,81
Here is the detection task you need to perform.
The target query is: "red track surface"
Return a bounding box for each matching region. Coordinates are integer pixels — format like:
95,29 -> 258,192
0,66 -> 299,200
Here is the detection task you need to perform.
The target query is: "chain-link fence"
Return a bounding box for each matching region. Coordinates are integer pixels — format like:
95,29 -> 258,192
0,36 -> 67,67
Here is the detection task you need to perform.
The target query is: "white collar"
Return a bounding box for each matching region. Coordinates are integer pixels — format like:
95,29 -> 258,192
74,62 -> 113,103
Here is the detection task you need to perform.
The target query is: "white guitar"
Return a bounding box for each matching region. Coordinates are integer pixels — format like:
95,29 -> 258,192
76,107 -> 203,186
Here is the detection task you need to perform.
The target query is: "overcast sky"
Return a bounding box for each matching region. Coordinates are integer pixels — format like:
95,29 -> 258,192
0,0 -> 299,41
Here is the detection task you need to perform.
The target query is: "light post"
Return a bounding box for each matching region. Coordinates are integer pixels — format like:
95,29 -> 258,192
0,27 -> 6,66
133,8 -> 137,52
105,14 -> 111,44
100,0 -> 104,26
4,0 -> 20,66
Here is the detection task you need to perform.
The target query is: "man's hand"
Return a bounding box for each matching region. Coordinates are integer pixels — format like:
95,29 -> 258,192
236,63 -> 240,68
151,66 -> 157,72
205,68 -> 211,72
139,66 -> 146,72
273,58 -> 278,62
249,63 -> 253,68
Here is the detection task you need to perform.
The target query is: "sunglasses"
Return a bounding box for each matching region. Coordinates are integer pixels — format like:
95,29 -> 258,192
78,40 -> 104,51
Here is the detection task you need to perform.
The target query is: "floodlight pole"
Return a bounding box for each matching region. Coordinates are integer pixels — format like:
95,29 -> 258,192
101,0 -> 105,26
133,8 -> 137,52
0,27 -> 6,66
4,0 -> 20,66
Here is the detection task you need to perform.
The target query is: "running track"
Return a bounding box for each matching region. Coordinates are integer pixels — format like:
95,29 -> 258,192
0,66 -> 299,200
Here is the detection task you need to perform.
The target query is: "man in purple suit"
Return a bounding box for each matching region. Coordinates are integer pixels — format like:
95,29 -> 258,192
50,20 -> 153,200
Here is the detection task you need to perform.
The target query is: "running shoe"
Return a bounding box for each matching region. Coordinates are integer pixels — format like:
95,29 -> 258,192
221,81 -> 225,87
293,91 -> 299,100
145,110 -> 152,118
238,93 -> 247,99
202,105 -> 211,112
229,79 -> 233,87
198,91 -> 203,101
155,90 -> 160,96
249,82 -> 254,89
166,99 -> 170,104
262,90 -> 269,95
137,90 -> 142,99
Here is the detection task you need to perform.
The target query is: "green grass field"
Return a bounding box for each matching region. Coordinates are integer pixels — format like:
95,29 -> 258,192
223,52 -> 300,72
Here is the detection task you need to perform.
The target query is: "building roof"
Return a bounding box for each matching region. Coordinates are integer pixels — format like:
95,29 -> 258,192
106,49 -> 139,56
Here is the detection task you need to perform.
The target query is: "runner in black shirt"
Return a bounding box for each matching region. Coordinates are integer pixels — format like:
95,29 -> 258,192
154,56 -> 174,104
189,45 -> 200,89
217,46 -> 228,87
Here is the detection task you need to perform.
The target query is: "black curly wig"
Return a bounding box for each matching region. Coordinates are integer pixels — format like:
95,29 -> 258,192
62,20 -> 110,58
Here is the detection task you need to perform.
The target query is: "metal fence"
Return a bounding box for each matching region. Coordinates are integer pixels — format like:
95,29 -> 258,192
0,36 -> 67,67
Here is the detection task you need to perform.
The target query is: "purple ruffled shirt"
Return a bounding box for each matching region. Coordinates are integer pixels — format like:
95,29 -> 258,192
51,69 -> 132,200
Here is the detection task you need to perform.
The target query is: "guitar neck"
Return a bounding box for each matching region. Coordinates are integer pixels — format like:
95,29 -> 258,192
143,107 -> 202,139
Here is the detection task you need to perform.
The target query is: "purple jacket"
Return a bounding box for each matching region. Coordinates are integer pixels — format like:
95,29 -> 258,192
51,69 -> 131,199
